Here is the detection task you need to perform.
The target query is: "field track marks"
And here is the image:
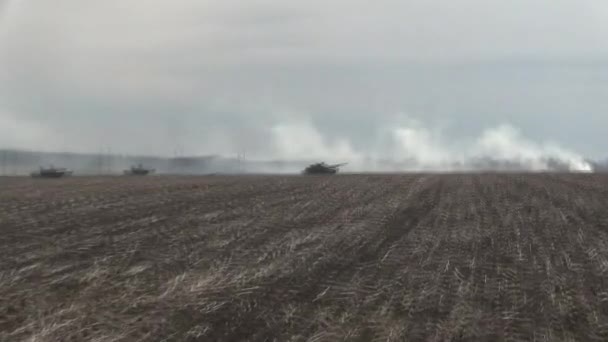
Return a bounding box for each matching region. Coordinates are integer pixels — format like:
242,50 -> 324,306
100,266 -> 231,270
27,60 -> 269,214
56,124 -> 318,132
4,175 -> 608,341
522,174 -> 608,340
159,175 -> 429,341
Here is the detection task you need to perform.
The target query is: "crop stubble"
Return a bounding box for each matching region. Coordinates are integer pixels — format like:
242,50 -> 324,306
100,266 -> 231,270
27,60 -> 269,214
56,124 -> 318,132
1,174 -> 608,341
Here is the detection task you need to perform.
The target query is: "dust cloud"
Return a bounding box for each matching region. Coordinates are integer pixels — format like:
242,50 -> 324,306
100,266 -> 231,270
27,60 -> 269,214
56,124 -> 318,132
271,121 -> 593,172
0,119 -> 594,175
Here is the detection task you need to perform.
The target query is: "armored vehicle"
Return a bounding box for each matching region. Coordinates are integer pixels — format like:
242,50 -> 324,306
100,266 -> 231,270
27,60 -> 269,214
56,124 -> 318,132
124,164 -> 155,176
31,166 -> 73,178
303,162 -> 347,175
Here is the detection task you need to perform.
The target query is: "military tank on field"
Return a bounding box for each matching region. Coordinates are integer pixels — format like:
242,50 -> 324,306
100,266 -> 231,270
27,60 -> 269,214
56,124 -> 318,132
303,162 -> 347,175
124,163 -> 155,176
31,166 -> 73,178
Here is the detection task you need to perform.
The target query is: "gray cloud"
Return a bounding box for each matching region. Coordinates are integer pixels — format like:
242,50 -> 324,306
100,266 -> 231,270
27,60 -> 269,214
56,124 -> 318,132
1,0 -> 607,169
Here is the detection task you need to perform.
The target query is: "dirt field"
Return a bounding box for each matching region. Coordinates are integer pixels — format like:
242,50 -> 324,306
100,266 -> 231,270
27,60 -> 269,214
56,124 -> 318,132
2,174 -> 608,341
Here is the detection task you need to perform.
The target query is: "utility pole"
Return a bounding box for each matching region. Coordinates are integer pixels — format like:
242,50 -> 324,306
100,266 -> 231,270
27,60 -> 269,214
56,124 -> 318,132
107,147 -> 112,174
1,150 -> 6,176
12,150 -> 18,176
98,149 -> 102,175
173,146 -> 184,174
236,152 -> 246,173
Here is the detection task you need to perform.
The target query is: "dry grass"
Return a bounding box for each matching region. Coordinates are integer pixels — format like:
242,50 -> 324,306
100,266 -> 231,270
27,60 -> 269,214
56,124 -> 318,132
2,174 -> 608,341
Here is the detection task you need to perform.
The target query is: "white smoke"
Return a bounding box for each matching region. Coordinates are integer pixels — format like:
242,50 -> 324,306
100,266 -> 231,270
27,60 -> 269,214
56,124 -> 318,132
272,121 -> 361,161
473,125 -> 592,172
271,120 -> 593,172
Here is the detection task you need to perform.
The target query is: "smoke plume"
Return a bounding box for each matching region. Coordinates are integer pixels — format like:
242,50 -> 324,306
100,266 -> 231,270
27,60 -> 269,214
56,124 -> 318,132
271,120 -> 593,172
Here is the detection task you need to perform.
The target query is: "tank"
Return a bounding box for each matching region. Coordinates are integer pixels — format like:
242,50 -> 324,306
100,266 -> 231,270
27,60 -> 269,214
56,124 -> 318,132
302,162 -> 347,175
124,163 -> 155,176
31,166 -> 73,178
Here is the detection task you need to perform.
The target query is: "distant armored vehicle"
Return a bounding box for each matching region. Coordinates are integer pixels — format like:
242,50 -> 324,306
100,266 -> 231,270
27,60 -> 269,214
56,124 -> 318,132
303,162 -> 347,175
124,164 -> 155,176
31,166 -> 73,178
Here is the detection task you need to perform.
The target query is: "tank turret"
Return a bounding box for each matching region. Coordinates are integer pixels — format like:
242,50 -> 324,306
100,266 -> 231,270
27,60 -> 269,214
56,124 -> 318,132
31,165 -> 73,178
124,163 -> 155,176
302,162 -> 347,175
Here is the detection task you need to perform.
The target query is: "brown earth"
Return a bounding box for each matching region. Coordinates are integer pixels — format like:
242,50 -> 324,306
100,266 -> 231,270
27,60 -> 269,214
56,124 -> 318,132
2,174 -> 608,341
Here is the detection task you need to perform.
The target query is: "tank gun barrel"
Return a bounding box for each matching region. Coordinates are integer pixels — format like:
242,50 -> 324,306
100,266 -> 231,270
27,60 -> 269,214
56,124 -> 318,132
302,161 -> 346,175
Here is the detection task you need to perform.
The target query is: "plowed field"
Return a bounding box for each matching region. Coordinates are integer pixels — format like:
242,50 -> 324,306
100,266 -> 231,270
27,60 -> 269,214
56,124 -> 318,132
2,174 -> 608,341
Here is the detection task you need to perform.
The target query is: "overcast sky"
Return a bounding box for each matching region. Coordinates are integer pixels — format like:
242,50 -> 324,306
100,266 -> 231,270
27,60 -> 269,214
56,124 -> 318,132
1,0 -> 607,168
